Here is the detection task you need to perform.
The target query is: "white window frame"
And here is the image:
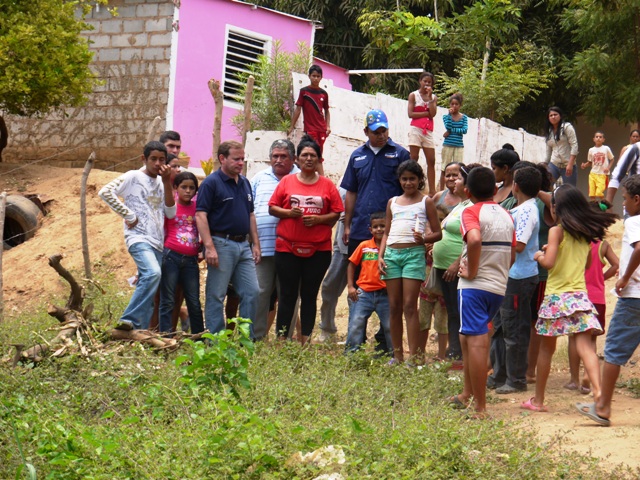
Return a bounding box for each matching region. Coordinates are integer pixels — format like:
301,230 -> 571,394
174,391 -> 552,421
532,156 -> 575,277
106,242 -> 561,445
222,25 -> 272,109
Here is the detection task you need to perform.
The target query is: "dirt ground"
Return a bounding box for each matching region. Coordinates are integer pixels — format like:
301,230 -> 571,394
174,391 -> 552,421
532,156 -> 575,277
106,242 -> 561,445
1,164 -> 639,472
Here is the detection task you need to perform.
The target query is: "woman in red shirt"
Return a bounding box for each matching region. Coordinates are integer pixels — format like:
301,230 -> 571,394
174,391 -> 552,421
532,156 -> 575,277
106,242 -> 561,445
269,136 -> 343,344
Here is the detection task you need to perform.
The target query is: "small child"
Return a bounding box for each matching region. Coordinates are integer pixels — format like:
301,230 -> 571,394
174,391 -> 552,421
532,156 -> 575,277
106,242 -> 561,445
345,212 -> 392,352
289,64 -> 330,176
489,166 -> 541,394
448,167 -> 515,417
159,172 -> 204,335
99,141 -> 176,330
379,160 -> 442,364
577,176 -> 640,426
565,200 -> 619,394
440,94 -> 468,190
524,184 -> 617,413
581,131 -> 615,200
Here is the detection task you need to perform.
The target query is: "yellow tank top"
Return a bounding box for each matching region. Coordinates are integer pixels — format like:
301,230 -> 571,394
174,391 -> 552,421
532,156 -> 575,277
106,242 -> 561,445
546,227 -> 590,295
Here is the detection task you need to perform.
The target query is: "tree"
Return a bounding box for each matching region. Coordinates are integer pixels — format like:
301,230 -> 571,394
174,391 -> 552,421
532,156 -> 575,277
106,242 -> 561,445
555,0 -> 640,125
0,0 -> 104,161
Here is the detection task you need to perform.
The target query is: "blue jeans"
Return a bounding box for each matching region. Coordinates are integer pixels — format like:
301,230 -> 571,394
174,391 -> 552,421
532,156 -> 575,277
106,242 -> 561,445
345,288 -> 392,353
204,237 -> 258,336
548,162 -> 577,186
159,248 -> 204,334
121,242 -> 162,330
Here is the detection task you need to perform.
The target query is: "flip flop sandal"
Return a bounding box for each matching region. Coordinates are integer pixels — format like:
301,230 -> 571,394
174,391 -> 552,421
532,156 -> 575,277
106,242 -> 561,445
520,397 -> 548,412
447,394 -> 468,410
563,382 -> 579,391
575,402 -> 611,427
579,386 -> 592,395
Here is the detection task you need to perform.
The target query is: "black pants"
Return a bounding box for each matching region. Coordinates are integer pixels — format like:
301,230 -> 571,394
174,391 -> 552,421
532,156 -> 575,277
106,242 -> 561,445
348,238 -> 391,354
435,267 -> 462,360
275,251 -> 332,337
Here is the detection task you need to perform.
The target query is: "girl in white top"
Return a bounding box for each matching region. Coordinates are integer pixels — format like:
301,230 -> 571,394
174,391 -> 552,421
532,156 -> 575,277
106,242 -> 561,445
379,160 -> 442,364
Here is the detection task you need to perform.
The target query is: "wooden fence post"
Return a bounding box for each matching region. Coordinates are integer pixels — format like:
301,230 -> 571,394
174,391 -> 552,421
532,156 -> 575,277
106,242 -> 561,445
0,192 -> 6,320
146,116 -> 162,144
241,75 -> 254,175
208,79 -> 224,168
80,152 -> 95,279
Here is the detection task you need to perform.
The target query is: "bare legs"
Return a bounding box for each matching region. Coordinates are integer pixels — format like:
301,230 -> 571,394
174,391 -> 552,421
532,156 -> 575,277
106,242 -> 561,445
459,333 -> 490,413
386,277 -> 423,363
409,146 -> 436,196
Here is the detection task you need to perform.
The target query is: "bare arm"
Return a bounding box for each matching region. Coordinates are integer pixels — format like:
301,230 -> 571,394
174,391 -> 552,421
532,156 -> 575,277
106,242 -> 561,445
347,262 -> 358,302
195,211 -> 218,268
289,105 -> 302,135
249,212 -> 261,264
324,107 -> 331,135
601,241 -> 620,281
534,225 -> 562,270
343,190 -> 357,245
269,205 -> 303,219
459,229 -> 481,280
302,212 -> 340,227
378,200 -> 392,275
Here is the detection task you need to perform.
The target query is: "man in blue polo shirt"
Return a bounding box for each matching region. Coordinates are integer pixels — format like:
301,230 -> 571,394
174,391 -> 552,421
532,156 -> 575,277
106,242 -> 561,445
341,109 -> 410,353
196,140 -> 261,335
251,138 -> 299,340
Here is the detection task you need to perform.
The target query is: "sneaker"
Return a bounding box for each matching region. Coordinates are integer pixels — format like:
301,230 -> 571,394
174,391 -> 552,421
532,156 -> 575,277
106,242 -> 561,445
495,384 -> 527,394
115,320 -> 133,331
318,330 -> 335,343
486,377 -> 502,390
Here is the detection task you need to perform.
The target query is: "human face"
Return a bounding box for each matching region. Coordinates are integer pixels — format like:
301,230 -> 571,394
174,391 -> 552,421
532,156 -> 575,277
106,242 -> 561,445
491,163 -> 508,183
631,131 -> 640,144
298,147 -> 319,172
309,72 -> 322,87
369,218 -> 386,241
419,75 -> 433,93
142,149 -> 167,177
622,187 -> 640,216
219,147 -> 245,178
454,171 -> 465,196
164,140 -> 181,156
168,158 -> 181,183
593,132 -> 605,147
176,179 -> 197,205
270,148 -> 294,179
444,164 -> 460,191
365,127 -> 389,148
548,110 -> 561,127
399,171 -> 420,194
449,99 -> 460,114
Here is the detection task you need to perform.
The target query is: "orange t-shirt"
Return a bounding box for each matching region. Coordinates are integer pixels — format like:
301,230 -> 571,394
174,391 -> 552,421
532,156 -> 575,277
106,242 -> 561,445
349,238 -> 386,292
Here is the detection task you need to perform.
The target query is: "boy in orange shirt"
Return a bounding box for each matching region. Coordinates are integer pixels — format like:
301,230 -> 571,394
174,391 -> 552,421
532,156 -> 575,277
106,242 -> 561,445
345,212 -> 392,353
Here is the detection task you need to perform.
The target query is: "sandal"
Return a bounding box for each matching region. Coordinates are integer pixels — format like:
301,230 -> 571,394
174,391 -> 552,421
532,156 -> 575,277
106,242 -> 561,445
563,382 -> 579,391
447,394 -> 469,410
520,397 -> 548,412
579,385 -> 592,395
575,402 -> 610,427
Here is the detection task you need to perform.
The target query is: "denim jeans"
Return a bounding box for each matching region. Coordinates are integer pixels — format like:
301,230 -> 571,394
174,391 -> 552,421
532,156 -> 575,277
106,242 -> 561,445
159,248 -> 204,334
548,162 -> 577,187
121,242 -> 162,330
345,288 -> 392,353
204,237 -> 259,336
489,275 -> 538,389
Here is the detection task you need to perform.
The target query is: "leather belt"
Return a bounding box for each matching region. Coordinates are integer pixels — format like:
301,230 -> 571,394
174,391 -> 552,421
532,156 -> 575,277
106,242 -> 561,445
212,232 -> 247,242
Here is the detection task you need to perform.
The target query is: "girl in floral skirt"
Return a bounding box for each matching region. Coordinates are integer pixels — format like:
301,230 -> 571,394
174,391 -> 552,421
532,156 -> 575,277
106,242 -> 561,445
521,184 -> 617,412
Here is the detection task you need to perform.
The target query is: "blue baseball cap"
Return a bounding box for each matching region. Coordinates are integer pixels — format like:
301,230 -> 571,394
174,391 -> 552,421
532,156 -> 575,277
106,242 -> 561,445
364,110 -> 389,131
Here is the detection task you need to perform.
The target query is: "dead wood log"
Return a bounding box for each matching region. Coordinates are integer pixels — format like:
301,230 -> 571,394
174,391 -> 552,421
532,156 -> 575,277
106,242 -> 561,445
110,329 -> 178,351
208,78 -> 223,162
80,152 -> 95,279
48,254 -> 84,311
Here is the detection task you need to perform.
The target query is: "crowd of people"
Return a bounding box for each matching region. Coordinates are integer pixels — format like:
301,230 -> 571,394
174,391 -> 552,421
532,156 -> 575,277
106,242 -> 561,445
98,66 -> 640,426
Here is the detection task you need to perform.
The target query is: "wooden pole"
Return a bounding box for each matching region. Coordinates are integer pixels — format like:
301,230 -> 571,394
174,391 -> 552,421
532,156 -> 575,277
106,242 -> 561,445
0,191 -> 6,321
241,75 -> 255,175
80,152 -> 95,279
208,79 -> 224,166
146,116 -> 162,144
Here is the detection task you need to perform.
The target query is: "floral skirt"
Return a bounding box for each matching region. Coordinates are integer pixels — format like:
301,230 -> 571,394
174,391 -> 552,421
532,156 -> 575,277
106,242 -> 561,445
536,291 -> 603,337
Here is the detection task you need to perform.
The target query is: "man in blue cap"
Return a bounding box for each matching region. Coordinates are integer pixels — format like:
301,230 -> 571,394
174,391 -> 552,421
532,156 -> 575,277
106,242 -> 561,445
340,109 -> 411,354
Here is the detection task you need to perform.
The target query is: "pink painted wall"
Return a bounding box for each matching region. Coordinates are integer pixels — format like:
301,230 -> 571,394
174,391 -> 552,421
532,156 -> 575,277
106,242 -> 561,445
314,58 -> 352,90
173,0 -> 315,165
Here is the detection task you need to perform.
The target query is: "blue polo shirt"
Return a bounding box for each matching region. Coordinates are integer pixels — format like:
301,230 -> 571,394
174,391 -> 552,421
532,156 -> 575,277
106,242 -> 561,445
340,138 -> 409,241
196,169 -> 254,236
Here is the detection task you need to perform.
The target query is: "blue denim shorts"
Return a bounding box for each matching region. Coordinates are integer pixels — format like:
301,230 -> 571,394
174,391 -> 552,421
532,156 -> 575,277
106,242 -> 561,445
604,298 -> 640,366
458,288 -> 504,336
382,245 -> 426,281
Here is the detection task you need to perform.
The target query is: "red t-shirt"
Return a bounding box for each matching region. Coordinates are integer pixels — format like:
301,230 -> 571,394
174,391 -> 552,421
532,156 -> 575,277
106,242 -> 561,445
269,174 -> 343,253
349,238 -> 386,292
295,86 -> 329,133
164,200 -> 200,256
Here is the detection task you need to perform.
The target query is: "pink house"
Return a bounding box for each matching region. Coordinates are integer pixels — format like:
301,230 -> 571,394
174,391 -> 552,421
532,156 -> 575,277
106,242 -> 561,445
170,0 -> 351,166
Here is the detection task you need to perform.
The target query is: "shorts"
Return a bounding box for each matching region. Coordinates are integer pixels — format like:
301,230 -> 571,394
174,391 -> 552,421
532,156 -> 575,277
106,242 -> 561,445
382,245 -> 426,281
588,172 -> 607,198
419,296 -> 447,333
536,291 -> 602,336
593,302 -> 606,335
408,126 -> 435,149
603,297 -> 640,366
441,146 -> 464,170
458,288 -> 504,336
530,280 -> 547,325
306,130 -> 327,159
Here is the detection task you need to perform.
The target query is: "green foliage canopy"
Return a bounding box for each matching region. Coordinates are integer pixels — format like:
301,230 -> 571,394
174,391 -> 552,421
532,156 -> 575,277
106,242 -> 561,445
0,0 -> 100,117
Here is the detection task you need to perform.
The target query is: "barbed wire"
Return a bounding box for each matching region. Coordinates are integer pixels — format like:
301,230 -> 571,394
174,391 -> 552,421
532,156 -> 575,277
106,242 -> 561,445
0,146 -> 85,177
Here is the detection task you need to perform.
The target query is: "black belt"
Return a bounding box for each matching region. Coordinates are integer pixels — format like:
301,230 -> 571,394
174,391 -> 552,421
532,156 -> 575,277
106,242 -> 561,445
212,232 -> 247,242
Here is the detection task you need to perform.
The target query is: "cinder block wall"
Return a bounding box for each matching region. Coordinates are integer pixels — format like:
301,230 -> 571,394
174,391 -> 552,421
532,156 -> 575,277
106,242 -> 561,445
3,0 -> 175,170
